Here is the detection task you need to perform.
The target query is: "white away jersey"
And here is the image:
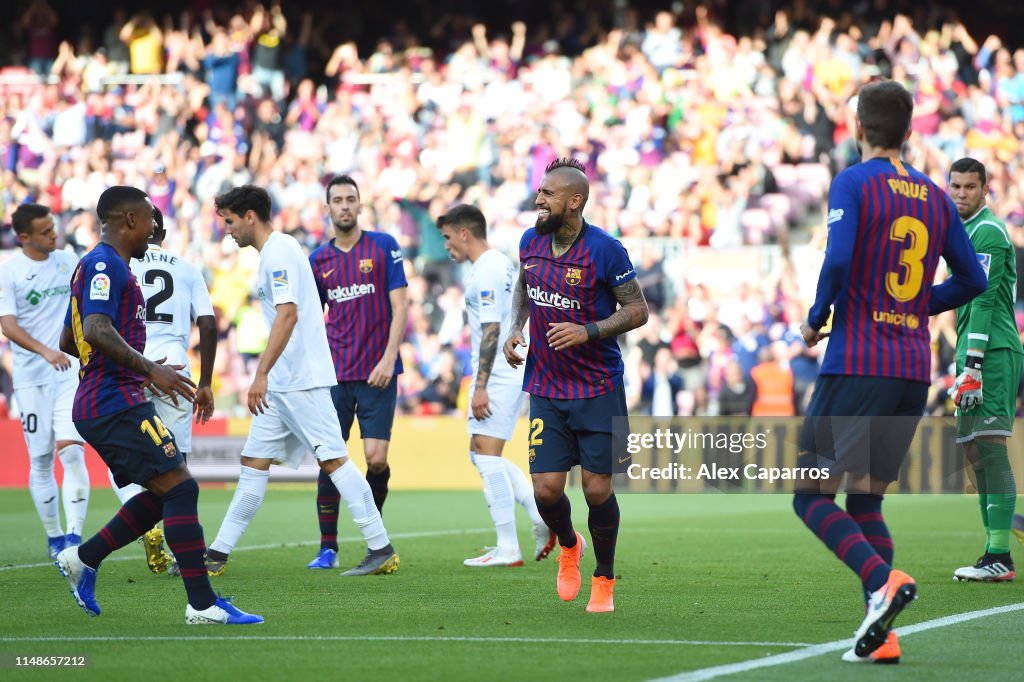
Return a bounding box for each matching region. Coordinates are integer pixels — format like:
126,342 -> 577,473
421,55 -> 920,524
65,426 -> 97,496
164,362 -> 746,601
257,232 -> 335,392
0,249 -> 79,388
130,245 -> 214,376
465,249 -> 522,382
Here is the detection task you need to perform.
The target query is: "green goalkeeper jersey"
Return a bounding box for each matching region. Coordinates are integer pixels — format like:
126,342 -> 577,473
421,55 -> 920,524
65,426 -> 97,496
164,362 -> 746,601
954,205 -> 1023,358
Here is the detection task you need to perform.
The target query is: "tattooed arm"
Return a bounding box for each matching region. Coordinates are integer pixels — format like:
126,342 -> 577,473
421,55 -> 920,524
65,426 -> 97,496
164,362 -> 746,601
546,279 -> 649,350
83,313 -> 196,404
472,321 -> 501,419
503,266 -> 530,368
84,313 -> 157,376
595,279 -> 650,338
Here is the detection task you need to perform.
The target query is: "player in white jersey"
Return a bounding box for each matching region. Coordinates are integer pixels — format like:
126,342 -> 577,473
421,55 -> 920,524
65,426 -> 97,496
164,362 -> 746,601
0,204 -> 90,559
206,185 -> 398,576
437,205 -> 554,567
106,206 -> 219,574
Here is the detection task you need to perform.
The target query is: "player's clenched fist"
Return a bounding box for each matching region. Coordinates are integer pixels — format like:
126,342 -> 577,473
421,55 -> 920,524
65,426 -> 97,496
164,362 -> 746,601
503,330 -> 527,368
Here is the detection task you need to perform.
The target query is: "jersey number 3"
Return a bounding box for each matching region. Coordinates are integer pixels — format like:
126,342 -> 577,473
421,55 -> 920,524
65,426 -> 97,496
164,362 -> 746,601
886,216 -> 928,302
144,270 -> 175,323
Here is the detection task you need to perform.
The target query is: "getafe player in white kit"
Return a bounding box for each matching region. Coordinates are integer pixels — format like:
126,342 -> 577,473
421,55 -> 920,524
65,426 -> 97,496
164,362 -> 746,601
437,204 -> 555,567
108,206 -> 217,574
206,185 -> 398,576
0,204 -> 90,558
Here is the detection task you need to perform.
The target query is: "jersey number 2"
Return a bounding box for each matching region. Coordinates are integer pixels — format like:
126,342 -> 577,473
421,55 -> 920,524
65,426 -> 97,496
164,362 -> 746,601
144,270 -> 174,323
885,216 -> 928,302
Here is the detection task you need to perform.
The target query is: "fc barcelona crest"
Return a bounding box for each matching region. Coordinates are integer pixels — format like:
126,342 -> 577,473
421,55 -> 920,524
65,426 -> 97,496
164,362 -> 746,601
359,259 -> 374,274
565,267 -> 582,286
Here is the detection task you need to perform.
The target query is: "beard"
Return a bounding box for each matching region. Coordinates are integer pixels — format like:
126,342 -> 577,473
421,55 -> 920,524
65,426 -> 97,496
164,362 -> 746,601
332,216 -> 358,233
535,209 -> 565,235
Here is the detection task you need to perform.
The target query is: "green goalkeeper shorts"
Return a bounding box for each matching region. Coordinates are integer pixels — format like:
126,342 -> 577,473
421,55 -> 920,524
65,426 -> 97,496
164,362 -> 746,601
956,349 -> 1023,443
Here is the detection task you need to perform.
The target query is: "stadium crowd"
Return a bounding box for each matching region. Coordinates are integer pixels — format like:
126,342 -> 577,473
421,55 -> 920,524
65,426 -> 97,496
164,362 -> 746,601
2,0 -> 1024,419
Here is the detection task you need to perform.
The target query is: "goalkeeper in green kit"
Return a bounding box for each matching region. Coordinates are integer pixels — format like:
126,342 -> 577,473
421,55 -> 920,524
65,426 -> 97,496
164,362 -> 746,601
947,158 -> 1020,582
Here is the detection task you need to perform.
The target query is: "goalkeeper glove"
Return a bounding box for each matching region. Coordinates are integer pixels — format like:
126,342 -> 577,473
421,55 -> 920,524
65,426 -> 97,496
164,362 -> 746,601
949,351 -> 983,410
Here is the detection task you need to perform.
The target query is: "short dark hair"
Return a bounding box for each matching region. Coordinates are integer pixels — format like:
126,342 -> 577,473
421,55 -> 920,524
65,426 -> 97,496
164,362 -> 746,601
856,80 -> 914,150
151,205 -> 166,243
214,185 -> 273,222
326,175 -> 360,202
11,203 -> 50,235
950,157 -> 987,184
96,185 -> 149,223
437,204 -> 487,240
544,157 -> 587,175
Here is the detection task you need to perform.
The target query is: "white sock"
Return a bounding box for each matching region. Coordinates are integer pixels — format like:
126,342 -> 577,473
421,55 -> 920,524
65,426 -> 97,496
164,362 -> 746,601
472,453 -> 518,553
210,466 -> 269,555
29,451 -> 62,537
58,444 -> 90,535
107,469 -> 146,505
502,457 -> 543,526
328,460 -> 389,550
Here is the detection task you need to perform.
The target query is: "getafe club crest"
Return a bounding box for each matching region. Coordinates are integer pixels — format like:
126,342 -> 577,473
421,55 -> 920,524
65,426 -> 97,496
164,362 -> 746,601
565,267 -> 582,286
360,259 -> 374,274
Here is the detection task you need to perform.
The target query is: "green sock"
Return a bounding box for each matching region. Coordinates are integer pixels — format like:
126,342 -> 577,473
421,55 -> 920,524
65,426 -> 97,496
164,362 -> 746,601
977,441 -> 1017,554
973,463 -> 990,551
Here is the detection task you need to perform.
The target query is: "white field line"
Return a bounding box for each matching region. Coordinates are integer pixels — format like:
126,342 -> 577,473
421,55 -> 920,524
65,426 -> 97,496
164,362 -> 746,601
0,527 -> 494,571
0,635 -> 812,647
649,602 -> 1024,682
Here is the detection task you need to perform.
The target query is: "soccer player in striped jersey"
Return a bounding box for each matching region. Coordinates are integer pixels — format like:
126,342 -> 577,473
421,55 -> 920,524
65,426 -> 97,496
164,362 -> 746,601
946,158 -> 1020,582
0,204 -> 89,559
304,175 -> 408,570
103,206 -> 218,575
206,185 -> 398,577
503,158 -> 649,612
436,204 -> 555,567
795,81 -> 987,663
55,186 -> 261,624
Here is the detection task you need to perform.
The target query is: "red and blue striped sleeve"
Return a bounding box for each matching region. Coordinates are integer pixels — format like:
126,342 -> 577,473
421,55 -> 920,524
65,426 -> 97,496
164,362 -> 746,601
808,171 -> 858,329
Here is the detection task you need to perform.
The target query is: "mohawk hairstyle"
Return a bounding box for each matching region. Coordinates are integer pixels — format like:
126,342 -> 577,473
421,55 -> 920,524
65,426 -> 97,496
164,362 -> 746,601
544,157 -> 586,175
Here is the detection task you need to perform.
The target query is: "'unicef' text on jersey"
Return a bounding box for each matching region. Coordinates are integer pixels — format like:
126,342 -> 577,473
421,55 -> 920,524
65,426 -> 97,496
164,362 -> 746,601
519,222 -> 636,400
309,231 -> 408,383
809,158 -> 978,382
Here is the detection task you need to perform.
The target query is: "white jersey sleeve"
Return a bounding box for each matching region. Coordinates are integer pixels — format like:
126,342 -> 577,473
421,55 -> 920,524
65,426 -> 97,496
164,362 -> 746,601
466,249 -> 521,382
257,232 -> 336,392
0,250 -> 79,389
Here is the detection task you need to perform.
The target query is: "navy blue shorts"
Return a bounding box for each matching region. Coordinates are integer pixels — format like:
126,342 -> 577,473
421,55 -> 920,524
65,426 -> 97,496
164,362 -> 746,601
75,402 -> 183,488
797,375 -> 928,484
331,380 -> 398,441
528,379 -> 628,475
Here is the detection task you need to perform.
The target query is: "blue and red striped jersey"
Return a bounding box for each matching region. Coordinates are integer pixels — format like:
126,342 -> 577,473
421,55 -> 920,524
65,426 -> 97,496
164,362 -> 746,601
64,242 -> 148,420
809,157 -> 986,383
309,231 -> 407,382
520,222 -> 636,399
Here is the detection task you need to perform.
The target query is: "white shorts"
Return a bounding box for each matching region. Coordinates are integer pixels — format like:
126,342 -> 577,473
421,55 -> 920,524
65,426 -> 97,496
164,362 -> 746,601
148,389 -> 195,454
241,387 -> 349,468
468,374 -> 526,441
15,374 -> 82,457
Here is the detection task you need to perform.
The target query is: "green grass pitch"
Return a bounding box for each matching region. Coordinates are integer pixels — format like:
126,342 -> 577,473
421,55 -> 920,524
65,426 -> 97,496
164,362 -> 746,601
1,488 -> 1021,680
